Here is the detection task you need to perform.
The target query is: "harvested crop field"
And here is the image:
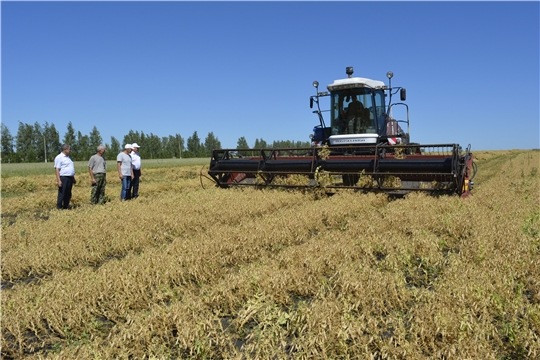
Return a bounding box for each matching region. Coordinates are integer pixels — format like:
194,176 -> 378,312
1,150 -> 539,359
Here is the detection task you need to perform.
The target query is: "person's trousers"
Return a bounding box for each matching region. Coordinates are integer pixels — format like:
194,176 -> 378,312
131,169 -> 141,198
90,173 -> 107,204
57,176 -> 75,209
120,176 -> 132,200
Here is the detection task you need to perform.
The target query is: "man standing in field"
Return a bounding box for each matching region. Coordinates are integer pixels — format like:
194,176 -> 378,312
54,144 -> 76,209
117,144 -> 134,201
88,145 -> 107,204
130,142 -> 142,199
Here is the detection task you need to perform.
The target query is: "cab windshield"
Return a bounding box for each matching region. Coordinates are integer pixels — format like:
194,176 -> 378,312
330,88 -> 386,136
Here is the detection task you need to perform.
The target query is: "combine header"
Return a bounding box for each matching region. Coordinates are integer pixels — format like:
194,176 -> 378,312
207,67 -> 476,198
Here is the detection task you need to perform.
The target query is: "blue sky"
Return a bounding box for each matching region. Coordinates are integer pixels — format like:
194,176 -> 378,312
2,1 -> 539,151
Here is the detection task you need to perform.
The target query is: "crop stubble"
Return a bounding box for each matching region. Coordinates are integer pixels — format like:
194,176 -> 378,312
1,150 -> 539,359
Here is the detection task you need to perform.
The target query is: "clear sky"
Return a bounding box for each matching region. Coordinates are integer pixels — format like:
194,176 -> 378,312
2,1 -> 539,151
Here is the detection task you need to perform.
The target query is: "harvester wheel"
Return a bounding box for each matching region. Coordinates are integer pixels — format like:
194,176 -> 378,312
199,165 -> 217,189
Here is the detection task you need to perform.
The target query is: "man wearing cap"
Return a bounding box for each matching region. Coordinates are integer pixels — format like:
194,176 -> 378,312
117,144 -> 134,200
130,143 -> 142,199
54,144 -> 77,209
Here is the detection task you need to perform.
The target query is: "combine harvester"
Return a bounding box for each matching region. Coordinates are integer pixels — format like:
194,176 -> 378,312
207,67 -> 476,198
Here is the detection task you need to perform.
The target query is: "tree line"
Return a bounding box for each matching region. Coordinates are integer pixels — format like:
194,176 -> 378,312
0,121 -> 310,163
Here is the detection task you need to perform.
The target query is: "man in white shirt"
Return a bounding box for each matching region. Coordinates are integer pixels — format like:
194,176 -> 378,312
117,144 -> 134,200
130,143 -> 142,199
54,144 -> 76,209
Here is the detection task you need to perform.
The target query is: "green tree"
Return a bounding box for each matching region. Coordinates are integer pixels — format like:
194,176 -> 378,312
204,132 -> 221,157
123,130 -> 141,148
3,121 -> 315,161
32,122 -> 46,162
143,133 -> 162,159
175,134 -> 184,158
272,140 -> 289,148
1,123 -> 15,163
161,136 -> 173,158
273,139 -> 310,149
63,121 -> 77,147
105,136 -> 121,161
89,126 -> 103,152
76,131 -> 91,161
162,135 -> 184,159
15,122 -> 37,162
186,131 -> 202,158
140,131 -> 146,147
237,136 -> 249,149
253,138 -> 268,149
62,121 -> 77,160
43,122 -> 61,162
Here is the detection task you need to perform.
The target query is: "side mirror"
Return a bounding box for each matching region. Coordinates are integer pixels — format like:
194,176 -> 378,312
310,97 -> 314,109
400,88 -> 407,101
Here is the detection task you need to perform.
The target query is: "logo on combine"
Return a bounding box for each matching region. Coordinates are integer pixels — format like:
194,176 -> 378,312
334,138 -> 367,144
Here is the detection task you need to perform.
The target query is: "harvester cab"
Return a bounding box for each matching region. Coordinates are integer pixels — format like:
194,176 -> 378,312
206,67 -> 476,198
310,67 -> 409,148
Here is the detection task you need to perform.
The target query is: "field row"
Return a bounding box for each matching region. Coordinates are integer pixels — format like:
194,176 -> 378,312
1,150 -> 539,359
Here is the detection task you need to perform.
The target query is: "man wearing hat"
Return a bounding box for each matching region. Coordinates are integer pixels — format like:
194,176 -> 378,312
130,143 -> 142,199
117,144 -> 134,200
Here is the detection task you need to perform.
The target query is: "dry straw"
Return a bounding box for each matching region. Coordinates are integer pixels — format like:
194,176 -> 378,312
1,150 -> 539,359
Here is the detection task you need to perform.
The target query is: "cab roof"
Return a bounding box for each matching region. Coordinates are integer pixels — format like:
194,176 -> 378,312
327,77 -> 386,92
